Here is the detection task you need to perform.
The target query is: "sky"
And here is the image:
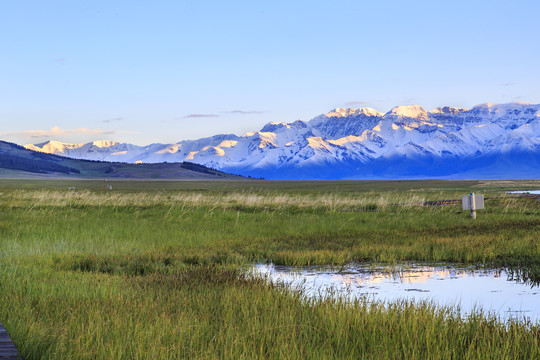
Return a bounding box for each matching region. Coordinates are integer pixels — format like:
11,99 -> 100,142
1,0 -> 539,146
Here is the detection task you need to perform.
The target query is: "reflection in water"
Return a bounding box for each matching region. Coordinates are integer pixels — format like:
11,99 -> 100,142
342,267 -> 470,285
506,266 -> 540,287
253,263 -> 540,323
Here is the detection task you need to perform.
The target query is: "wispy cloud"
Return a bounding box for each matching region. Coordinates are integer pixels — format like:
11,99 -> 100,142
222,110 -> 266,115
500,82 -> 515,87
53,58 -> 67,66
181,110 -> 267,119
344,101 -> 371,106
1,126 -> 116,139
182,113 -> 220,118
401,97 -> 417,105
103,116 -> 123,123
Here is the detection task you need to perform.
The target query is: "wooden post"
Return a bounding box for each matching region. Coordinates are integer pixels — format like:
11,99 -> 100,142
470,193 -> 476,219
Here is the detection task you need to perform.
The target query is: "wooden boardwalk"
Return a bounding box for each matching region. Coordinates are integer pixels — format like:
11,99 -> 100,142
0,323 -> 19,359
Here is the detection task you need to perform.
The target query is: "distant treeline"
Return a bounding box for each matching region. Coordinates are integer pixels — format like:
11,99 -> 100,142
0,141 -> 80,174
0,153 -> 80,174
181,162 -> 223,176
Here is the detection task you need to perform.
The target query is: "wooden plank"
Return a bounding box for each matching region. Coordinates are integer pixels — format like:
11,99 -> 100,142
0,347 -> 17,352
0,323 -> 18,359
0,352 -> 18,356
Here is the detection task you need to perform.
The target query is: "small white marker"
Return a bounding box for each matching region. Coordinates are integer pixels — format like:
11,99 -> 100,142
462,193 -> 484,219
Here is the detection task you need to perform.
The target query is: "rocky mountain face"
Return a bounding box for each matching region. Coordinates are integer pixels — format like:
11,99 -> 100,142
25,102 -> 540,179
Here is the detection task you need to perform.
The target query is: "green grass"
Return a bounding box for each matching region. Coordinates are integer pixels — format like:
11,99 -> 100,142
1,179 -> 540,359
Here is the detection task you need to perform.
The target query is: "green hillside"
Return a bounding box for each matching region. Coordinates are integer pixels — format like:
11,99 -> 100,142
0,141 -> 242,180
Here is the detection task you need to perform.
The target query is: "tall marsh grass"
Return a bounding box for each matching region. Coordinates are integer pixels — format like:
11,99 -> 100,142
1,182 -> 539,359
6,188 -> 429,210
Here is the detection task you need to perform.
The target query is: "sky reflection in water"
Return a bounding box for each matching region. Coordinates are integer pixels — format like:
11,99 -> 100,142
507,190 -> 540,195
253,263 -> 540,323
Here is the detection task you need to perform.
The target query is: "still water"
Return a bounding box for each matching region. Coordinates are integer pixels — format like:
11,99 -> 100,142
507,190 -> 540,195
253,263 -> 540,322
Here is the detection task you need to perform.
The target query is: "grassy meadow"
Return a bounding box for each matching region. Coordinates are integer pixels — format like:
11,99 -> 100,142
1,179 -> 540,359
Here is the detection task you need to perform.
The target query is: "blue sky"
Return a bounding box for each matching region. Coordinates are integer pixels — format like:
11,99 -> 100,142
1,0 -> 539,145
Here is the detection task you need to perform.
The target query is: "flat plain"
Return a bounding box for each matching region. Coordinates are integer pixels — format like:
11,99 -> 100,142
1,179 -> 539,359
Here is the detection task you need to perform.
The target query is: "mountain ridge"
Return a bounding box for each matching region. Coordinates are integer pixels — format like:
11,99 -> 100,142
21,102 -> 540,180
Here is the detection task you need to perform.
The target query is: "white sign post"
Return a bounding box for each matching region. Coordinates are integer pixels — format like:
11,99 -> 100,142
462,193 -> 484,219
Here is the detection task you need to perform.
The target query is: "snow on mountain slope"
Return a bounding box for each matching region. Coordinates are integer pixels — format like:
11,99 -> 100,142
23,102 -> 540,179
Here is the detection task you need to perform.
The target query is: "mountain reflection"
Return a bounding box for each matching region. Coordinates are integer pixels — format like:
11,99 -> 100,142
330,267 -> 499,286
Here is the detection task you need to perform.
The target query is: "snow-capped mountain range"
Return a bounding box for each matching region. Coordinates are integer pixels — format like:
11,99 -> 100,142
24,102 -> 540,180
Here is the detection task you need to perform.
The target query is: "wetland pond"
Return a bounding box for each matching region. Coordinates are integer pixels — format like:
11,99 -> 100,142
253,263 -> 540,323
507,190 -> 540,195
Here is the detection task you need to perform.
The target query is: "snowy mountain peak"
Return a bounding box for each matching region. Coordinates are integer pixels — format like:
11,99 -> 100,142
325,107 -> 382,118
386,105 -> 427,119
91,140 -> 118,148
34,140 -> 65,147
470,102 -> 540,121
260,122 -> 291,133
260,120 -> 309,133
472,102 -> 535,112
429,106 -> 468,115
25,140 -> 81,154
